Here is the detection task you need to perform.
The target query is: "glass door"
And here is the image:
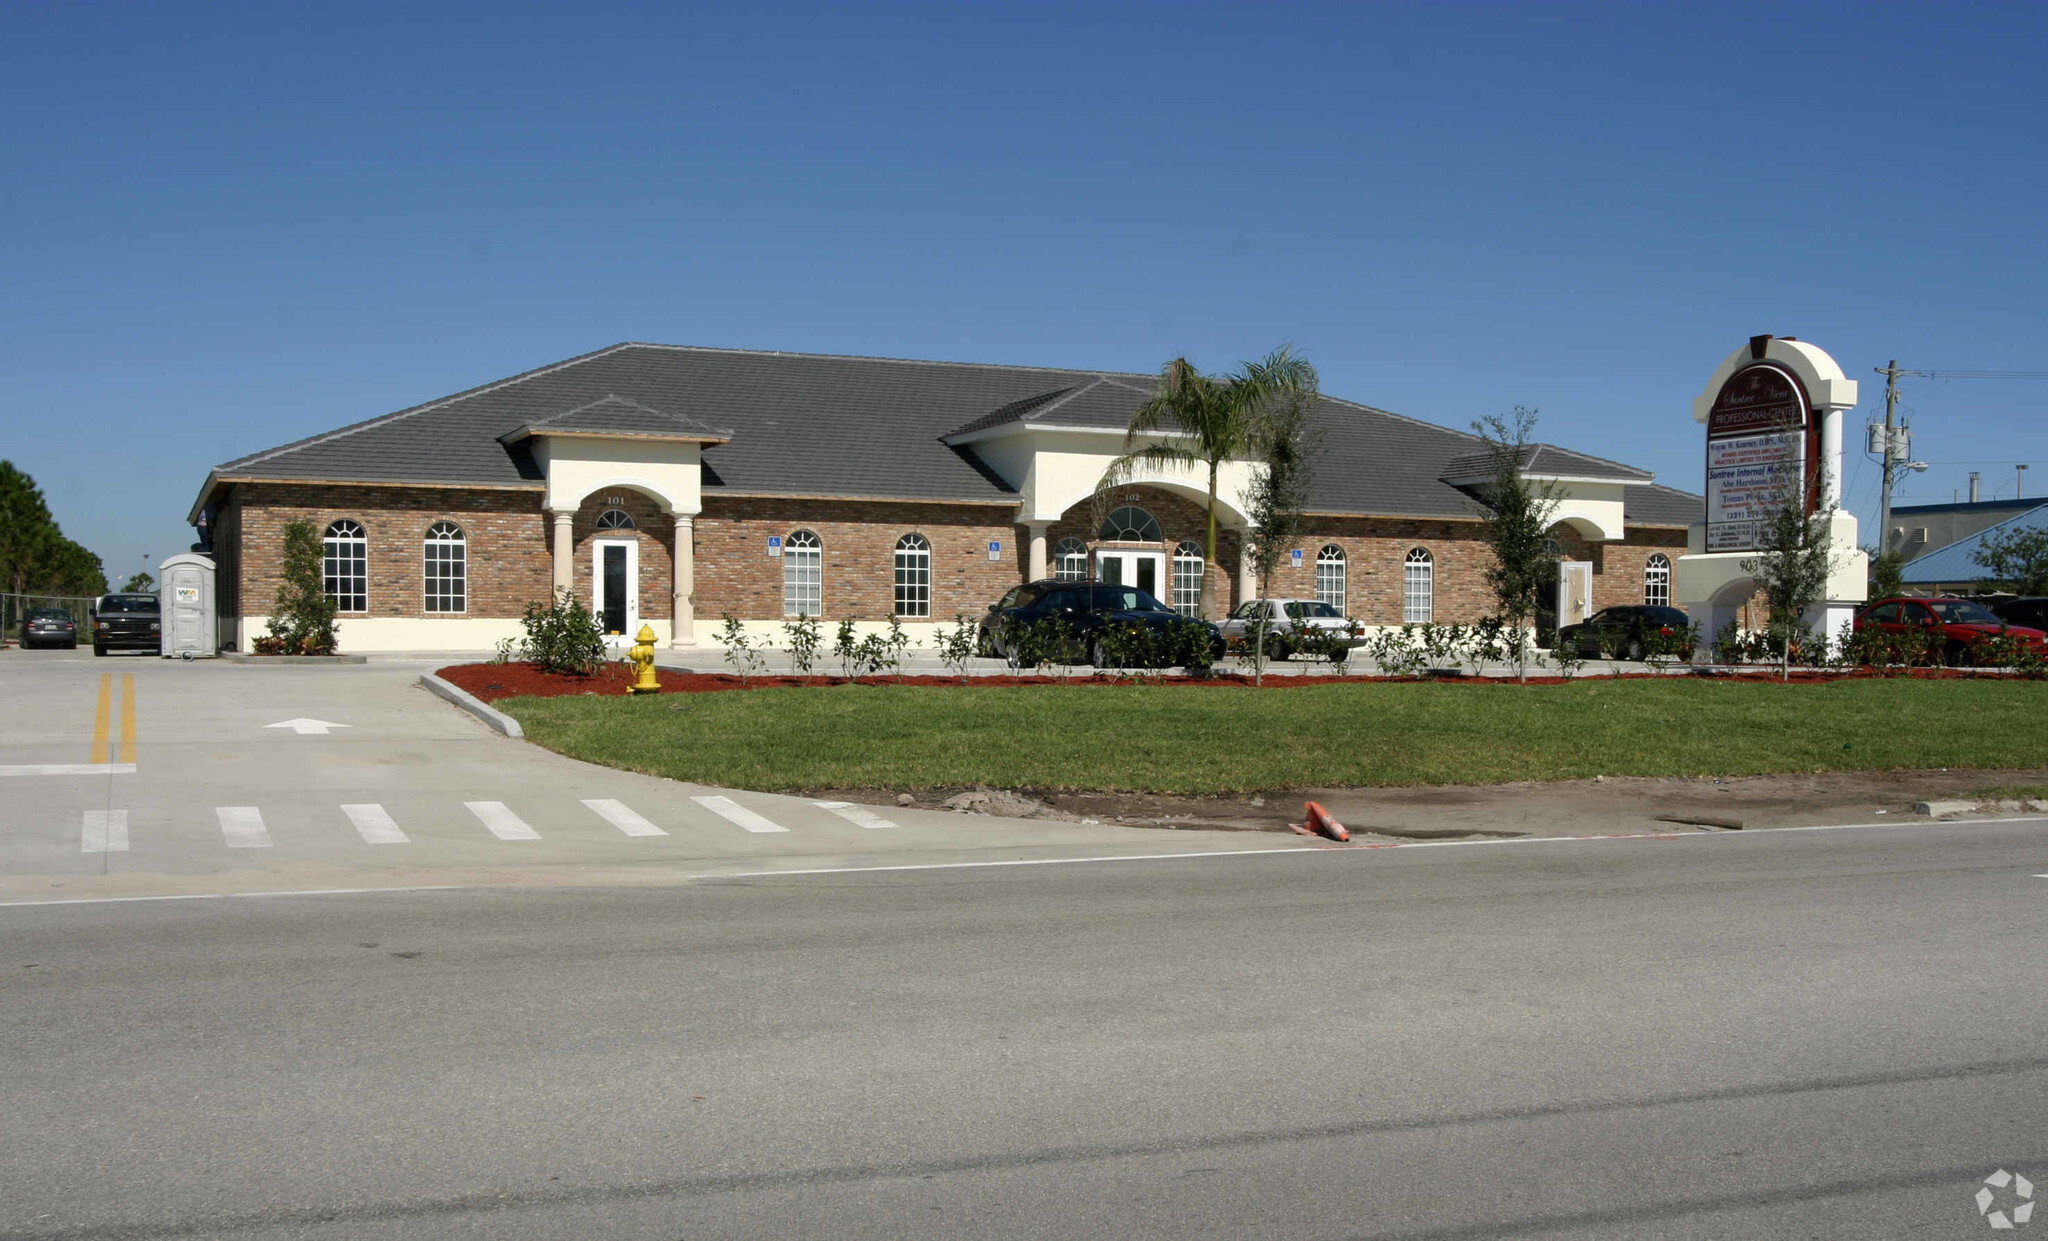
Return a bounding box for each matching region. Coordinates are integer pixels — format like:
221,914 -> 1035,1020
592,538 -> 639,637
1096,550 -> 1165,599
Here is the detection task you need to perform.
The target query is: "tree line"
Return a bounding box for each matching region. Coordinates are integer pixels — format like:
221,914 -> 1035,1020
0,461 -> 108,598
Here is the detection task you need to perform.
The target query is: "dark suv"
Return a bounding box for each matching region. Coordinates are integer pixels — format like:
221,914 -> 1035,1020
91,593 -> 160,656
978,579 -> 1222,668
1991,597 -> 2048,632
1554,605 -> 1694,660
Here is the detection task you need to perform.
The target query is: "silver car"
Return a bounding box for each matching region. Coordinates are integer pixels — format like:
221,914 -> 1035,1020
1218,599 -> 1364,661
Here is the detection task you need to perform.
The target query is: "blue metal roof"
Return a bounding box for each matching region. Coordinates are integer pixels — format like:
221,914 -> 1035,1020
1900,501 -> 2048,583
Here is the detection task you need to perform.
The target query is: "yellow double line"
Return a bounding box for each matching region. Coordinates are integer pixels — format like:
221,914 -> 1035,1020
89,673 -> 136,766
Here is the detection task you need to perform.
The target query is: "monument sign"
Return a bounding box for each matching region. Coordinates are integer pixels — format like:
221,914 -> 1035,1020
1703,357 -> 1818,553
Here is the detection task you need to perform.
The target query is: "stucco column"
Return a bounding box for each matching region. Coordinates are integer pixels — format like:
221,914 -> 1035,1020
1236,531 -> 1257,605
671,513 -> 695,646
1025,522 -> 1049,581
550,509 -> 575,598
1819,407 -> 1844,510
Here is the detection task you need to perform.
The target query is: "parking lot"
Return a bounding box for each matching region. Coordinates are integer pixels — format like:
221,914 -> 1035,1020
0,649 -> 1279,904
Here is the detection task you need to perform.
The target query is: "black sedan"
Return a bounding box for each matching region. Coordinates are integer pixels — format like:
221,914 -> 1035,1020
1555,605 -> 1693,660
978,579 -> 1221,668
91,593 -> 161,655
21,607 -> 79,649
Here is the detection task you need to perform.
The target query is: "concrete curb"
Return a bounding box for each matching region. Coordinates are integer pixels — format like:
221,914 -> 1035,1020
221,652 -> 369,665
418,672 -> 524,738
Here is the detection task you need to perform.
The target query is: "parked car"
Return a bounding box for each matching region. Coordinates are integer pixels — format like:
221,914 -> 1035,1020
1853,596 -> 2048,665
90,593 -> 161,656
1990,597 -> 2048,632
1217,599 -> 1364,662
1554,605 -> 1694,660
978,579 -> 1222,668
21,607 -> 79,649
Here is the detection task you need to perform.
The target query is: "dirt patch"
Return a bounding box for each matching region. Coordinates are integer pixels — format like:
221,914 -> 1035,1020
806,768 -> 2048,842
439,661 -> 2001,704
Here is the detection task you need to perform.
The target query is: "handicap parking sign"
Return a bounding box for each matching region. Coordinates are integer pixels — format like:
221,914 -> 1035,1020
767,535 -> 783,558
988,541 -> 1001,561
1290,549 -> 1303,567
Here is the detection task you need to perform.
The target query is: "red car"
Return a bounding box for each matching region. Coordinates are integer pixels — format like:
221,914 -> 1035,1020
1854,596 -> 2048,665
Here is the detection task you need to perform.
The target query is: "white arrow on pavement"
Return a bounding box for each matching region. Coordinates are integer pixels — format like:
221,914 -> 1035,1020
265,718 -> 351,735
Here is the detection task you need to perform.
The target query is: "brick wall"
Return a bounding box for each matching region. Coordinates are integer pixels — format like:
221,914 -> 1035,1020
229,483 -> 551,618
694,496 -> 1023,622
221,479 -> 1691,629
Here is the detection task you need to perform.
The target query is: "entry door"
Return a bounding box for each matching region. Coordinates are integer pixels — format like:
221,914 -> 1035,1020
1097,549 -> 1165,599
1558,562 -> 1593,630
166,565 -> 205,654
592,538 -> 639,637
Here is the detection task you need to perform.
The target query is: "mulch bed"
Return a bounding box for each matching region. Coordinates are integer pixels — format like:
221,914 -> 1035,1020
436,661 -> 1988,703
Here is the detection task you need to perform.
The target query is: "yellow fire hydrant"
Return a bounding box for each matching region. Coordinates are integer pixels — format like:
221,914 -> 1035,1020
626,624 -> 661,694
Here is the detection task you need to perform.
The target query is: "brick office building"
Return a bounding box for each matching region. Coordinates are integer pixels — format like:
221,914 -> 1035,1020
186,342 -> 1700,653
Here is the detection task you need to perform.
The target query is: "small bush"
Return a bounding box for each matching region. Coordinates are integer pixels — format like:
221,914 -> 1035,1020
716,613 -> 767,685
265,518 -> 339,655
519,589 -> 606,675
936,615 -> 978,683
783,614 -> 822,676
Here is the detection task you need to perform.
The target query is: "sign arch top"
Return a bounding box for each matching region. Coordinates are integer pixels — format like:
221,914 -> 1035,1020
1691,335 -> 1858,424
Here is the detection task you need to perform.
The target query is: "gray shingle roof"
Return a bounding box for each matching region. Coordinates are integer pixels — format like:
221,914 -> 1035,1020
502,394 -> 732,443
198,342 -> 1700,526
1438,444 -> 1654,484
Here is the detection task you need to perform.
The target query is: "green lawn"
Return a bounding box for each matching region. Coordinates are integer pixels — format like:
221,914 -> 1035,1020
498,677 -> 2048,794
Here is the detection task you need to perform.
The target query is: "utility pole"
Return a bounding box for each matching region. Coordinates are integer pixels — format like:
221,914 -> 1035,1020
1877,360 -> 1902,559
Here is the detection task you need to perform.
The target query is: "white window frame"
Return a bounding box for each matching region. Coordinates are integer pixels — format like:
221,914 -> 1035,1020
784,529 -> 822,617
1315,544 -> 1347,613
1098,506 -> 1162,542
894,533 -> 931,618
1644,553 -> 1671,608
1171,541 -> 1204,616
1403,548 -> 1434,624
595,508 -> 636,531
322,519 -> 368,613
423,520 -> 466,614
1053,537 -> 1088,581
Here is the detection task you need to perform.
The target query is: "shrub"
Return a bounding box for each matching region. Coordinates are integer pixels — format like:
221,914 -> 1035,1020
834,618 -> 861,678
518,589 -> 605,675
883,616 -> 910,679
936,615 -> 978,683
1463,617 -> 1507,677
716,613 -> 767,685
1369,626 -> 1426,679
782,614 -> 822,676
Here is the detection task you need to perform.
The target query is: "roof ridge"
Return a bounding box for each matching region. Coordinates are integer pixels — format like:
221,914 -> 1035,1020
1528,441 -> 1654,478
616,341 -> 1156,381
215,341 -> 641,472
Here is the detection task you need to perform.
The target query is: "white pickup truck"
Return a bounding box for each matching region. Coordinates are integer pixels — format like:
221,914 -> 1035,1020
1217,599 -> 1364,662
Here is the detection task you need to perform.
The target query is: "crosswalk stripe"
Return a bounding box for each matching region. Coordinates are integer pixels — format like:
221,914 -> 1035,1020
582,799 -> 667,837
814,800 -> 898,830
341,804 -> 409,845
465,800 -> 540,840
216,806 -> 272,849
82,810 -> 129,853
691,794 -> 789,833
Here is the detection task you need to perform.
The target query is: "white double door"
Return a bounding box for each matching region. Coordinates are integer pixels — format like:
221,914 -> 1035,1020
1096,549 -> 1165,600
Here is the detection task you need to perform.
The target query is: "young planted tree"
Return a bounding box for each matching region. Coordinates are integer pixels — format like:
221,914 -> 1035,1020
1469,408 -> 1561,683
1741,465 -> 1840,682
1972,524 -> 2048,596
266,518 -> 340,655
1098,347 -> 1319,617
1239,386 -> 1319,686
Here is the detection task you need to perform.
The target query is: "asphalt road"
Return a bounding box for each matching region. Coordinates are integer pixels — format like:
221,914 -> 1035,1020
6,817 -> 2046,1239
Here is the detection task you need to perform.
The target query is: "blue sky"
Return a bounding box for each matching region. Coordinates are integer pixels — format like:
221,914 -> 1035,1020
5,1 -> 2044,586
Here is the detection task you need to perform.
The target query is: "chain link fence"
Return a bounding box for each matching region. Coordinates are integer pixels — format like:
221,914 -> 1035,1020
2,592 -> 104,644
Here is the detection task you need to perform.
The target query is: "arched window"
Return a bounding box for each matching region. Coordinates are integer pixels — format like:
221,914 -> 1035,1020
894,533 -> 931,618
1053,537 -> 1088,581
784,529 -> 822,617
595,508 -> 635,531
1315,545 -> 1347,612
1403,548 -> 1434,624
1098,506 -> 1162,542
423,521 -> 466,614
322,520 -> 368,612
1643,553 -> 1671,607
1171,541 -> 1204,616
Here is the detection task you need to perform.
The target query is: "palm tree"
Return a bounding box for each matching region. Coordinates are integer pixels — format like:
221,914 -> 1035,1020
1098,346 -> 1319,616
